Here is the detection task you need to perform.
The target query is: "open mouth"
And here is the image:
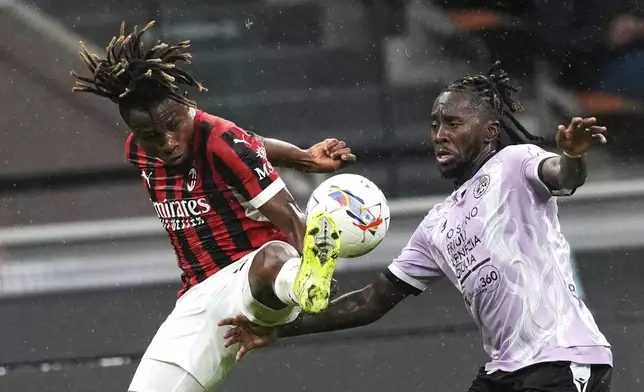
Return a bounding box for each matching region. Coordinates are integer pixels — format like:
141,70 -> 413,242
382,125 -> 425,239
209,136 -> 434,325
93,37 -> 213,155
436,150 -> 455,165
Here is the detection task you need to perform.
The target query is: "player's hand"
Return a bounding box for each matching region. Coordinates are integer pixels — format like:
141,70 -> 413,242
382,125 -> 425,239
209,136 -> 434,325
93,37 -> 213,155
555,117 -> 608,157
218,314 -> 278,363
307,138 -> 356,172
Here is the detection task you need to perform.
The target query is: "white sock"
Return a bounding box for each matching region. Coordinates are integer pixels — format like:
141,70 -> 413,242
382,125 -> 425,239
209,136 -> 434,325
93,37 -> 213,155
273,258 -> 301,306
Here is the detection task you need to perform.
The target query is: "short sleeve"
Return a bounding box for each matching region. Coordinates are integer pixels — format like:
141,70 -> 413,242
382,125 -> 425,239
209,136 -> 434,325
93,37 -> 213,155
208,126 -> 285,209
503,144 -> 574,198
384,221 -> 443,296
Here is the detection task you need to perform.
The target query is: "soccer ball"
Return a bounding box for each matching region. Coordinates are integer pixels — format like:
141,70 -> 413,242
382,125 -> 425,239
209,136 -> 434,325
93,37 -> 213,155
306,173 -> 390,258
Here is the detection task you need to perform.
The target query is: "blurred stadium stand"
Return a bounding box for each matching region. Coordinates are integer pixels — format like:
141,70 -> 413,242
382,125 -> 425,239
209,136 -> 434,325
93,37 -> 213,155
1,0 -> 644,391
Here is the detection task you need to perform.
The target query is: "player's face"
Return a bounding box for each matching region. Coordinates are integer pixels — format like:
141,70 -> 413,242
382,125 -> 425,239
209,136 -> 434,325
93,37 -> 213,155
128,102 -> 195,165
430,91 -> 495,179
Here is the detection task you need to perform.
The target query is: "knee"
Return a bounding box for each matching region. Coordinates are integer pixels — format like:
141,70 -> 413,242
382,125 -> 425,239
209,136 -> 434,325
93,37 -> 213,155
250,241 -> 299,280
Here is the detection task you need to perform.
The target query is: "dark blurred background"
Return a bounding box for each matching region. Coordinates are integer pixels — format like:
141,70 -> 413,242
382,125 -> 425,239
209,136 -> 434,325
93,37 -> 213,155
1,0 -> 643,391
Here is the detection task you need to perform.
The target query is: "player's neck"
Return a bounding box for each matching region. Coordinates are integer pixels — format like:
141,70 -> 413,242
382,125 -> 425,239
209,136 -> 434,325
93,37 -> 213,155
454,147 -> 497,187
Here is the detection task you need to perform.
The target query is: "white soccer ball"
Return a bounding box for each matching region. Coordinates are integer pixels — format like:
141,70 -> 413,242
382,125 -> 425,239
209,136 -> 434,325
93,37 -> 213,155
306,173 -> 390,258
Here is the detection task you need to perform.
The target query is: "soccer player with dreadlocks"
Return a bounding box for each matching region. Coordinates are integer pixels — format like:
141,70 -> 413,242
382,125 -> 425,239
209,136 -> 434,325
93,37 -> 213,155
220,62 -> 614,391
72,21 -> 356,392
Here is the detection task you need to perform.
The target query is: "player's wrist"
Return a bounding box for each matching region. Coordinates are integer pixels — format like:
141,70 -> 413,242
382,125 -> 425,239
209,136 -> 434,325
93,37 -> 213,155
561,150 -> 585,159
301,148 -> 317,171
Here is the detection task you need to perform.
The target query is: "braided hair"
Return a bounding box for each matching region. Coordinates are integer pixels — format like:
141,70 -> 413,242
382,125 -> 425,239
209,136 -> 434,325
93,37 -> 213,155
443,61 -> 543,146
71,21 -> 207,116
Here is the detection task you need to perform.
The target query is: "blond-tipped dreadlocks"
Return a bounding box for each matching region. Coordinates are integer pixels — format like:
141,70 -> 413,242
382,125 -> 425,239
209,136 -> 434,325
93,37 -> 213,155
71,21 -> 207,109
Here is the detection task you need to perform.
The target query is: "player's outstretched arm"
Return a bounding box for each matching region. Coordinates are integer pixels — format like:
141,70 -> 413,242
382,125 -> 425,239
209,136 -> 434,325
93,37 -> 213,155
257,135 -> 356,173
219,221 -> 438,362
208,126 -> 311,253
279,272 -> 409,337
218,272 -> 409,362
540,117 -> 608,190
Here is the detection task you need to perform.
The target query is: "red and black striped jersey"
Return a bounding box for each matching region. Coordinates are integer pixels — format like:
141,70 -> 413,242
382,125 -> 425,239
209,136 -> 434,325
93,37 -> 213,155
125,109 -> 289,297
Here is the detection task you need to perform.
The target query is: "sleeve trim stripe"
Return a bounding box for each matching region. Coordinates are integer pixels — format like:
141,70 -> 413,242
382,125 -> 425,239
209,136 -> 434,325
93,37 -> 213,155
383,268 -> 422,296
535,153 -> 566,192
388,264 -> 427,292
534,154 -> 557,193
249,178 -> 285,209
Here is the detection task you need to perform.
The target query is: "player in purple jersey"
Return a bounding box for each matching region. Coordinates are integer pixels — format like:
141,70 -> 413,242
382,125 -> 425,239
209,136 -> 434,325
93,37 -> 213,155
218,62 -> 613,392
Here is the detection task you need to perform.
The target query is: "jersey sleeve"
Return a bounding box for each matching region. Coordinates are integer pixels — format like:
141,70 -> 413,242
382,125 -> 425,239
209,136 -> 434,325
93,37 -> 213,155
504,144 -> 574,198
208,125 -> 285,209
384,219 -> 443,296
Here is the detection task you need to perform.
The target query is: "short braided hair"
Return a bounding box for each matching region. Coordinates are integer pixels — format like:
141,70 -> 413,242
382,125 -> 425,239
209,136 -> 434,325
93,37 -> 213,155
71,21 -> 207,113
444,61 -> 543,145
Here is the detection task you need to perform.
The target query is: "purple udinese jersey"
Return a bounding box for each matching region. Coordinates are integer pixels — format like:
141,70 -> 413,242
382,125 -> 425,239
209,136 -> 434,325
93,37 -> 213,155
386,144 -> 612,373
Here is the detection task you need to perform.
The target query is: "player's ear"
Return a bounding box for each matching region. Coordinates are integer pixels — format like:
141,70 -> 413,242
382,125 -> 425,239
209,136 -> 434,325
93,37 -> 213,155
485,120 -> 500,143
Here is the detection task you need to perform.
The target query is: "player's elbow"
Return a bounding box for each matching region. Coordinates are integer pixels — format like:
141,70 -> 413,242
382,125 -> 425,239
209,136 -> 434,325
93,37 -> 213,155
568,175 -> 586,189
556,170 -> 586,190
542,156 -> 587,190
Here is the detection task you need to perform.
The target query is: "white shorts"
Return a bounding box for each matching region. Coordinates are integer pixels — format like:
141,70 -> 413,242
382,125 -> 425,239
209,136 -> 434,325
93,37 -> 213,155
129,241 -> 301,392
129,359 -> 205,392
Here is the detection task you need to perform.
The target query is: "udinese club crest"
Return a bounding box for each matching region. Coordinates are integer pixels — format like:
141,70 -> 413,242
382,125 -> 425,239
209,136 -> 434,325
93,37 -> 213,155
472,174 -> 490,199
